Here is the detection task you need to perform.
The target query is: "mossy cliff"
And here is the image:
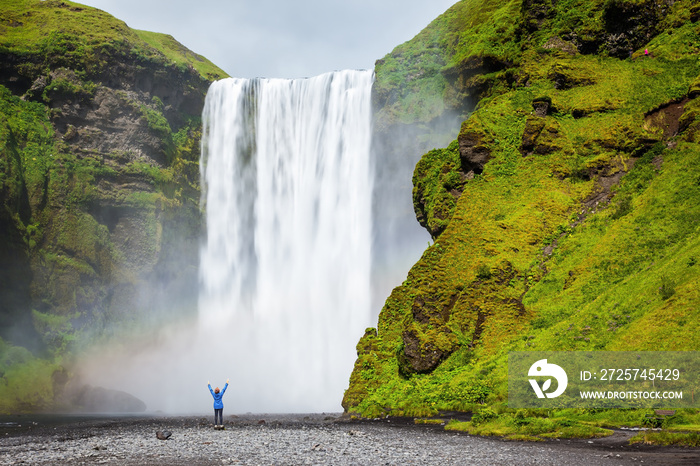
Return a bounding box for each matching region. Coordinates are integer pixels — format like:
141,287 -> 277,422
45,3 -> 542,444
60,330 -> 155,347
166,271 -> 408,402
0,0 -> 227,412
344,0 -> 700,427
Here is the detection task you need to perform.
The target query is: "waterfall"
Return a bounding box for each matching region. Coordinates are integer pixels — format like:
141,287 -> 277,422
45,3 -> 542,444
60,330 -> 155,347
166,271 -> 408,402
199,70 -> 374,412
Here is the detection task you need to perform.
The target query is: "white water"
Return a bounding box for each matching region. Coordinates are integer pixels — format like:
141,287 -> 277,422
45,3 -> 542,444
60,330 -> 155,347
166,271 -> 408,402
198,70 -> 374,412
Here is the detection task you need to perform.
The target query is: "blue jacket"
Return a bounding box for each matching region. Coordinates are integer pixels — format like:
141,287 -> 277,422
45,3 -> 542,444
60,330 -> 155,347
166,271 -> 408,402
208,383 -> 228,409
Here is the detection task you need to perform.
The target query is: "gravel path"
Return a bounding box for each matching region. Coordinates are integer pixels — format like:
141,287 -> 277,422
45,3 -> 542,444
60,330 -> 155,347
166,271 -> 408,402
1,414 -> 697,465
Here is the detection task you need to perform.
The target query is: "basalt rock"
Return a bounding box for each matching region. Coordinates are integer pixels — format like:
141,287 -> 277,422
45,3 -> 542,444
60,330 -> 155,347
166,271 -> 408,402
156,430 -> 172,440
522,116 -> 563,155
397,326 -> 457,377
602,0 -> 667,59
458,117 -> 493,175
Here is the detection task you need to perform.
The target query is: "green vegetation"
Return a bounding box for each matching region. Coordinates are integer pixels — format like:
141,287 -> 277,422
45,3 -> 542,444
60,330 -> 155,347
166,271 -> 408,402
0,0 -> 217,413
0,338 -> 60,412
346,0 -> 700,444
134,30 -> 225,81
442,407 -> 700,442
445,412 -> 614,441
630,431 -> 700,447
412,140 -> 466,237
373,0 -> 521,126
0,0 -> 227,80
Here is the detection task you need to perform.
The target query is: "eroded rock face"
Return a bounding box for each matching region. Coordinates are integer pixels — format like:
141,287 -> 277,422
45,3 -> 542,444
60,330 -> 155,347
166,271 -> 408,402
52,88 -> 164,164
398,327 -> 452,376
522,0 -> 670,58
0,31 -> 210,357
602,0 -> 666,58
442,54 -> 511,105
458,118 -> 493,175
521,99 -> 563,155
397,292 -> 459,376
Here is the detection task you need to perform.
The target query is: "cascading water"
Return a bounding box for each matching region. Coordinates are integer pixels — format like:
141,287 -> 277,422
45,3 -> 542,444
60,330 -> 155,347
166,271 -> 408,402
198,70 -> 374,412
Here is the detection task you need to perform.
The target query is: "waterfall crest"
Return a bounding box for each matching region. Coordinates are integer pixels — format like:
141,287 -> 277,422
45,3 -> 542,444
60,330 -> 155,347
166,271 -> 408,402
199,70 -> 374,411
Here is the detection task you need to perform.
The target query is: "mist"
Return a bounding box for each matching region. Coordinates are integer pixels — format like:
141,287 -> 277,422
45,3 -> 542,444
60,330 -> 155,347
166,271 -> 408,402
76,71 -> 375,414
369,111 -> 464,318
72,69 -> 467,414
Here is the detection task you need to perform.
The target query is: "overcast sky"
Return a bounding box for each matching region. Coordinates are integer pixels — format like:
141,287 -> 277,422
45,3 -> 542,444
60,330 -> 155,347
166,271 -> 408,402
76,0 -> 458,79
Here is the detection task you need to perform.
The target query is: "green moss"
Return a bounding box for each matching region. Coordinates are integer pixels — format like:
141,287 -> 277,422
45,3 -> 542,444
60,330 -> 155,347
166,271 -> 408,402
31,309 -> 78,354
630,431 -> 700,447
0,0 -> 209,415
347,0 -> 700,437
412,140 -> 465,238
0,0 -> 227,81
373,0 -> 521,126
134,30 -> 227,81
0,338 -> 59,413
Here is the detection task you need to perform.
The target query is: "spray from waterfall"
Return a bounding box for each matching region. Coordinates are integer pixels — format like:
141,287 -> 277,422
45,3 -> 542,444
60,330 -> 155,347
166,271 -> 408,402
73,70 -> 375,413
198,70 -> 374,412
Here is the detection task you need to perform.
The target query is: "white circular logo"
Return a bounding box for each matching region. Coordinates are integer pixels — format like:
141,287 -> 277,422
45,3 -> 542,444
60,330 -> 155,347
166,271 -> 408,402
528,359 -> 568,398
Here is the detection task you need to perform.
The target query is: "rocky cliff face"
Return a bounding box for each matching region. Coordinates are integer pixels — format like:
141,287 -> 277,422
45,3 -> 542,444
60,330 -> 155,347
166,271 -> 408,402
0,0 -> 227,412
344,0 -> 700,427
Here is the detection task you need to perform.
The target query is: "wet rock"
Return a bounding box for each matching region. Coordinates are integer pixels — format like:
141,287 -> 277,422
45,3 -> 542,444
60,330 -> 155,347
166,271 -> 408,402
531,96 -> 552,117
602,0 -> 665,59
457,117 -> 493,174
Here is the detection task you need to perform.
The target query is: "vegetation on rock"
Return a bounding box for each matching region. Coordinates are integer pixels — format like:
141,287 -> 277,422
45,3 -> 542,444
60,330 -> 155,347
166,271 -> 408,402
345,0 -> 700,443
0,0 -> 226,412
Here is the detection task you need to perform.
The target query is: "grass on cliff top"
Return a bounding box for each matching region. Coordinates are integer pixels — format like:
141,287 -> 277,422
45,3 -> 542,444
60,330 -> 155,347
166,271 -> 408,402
134,30 -> 227,81
0,0 -> 227,80
373,0 -> 521,125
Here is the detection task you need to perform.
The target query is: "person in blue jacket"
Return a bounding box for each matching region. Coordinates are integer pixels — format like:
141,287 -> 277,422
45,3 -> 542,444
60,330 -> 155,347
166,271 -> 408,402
208,378 -> 229,428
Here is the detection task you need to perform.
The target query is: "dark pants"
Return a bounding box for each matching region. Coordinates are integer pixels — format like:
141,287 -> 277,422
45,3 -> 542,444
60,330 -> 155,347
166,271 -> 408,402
214,408 -> 223,425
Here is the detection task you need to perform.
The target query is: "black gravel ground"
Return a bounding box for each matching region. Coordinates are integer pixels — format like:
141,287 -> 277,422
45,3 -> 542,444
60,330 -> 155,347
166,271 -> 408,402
1,414 -> 698,465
